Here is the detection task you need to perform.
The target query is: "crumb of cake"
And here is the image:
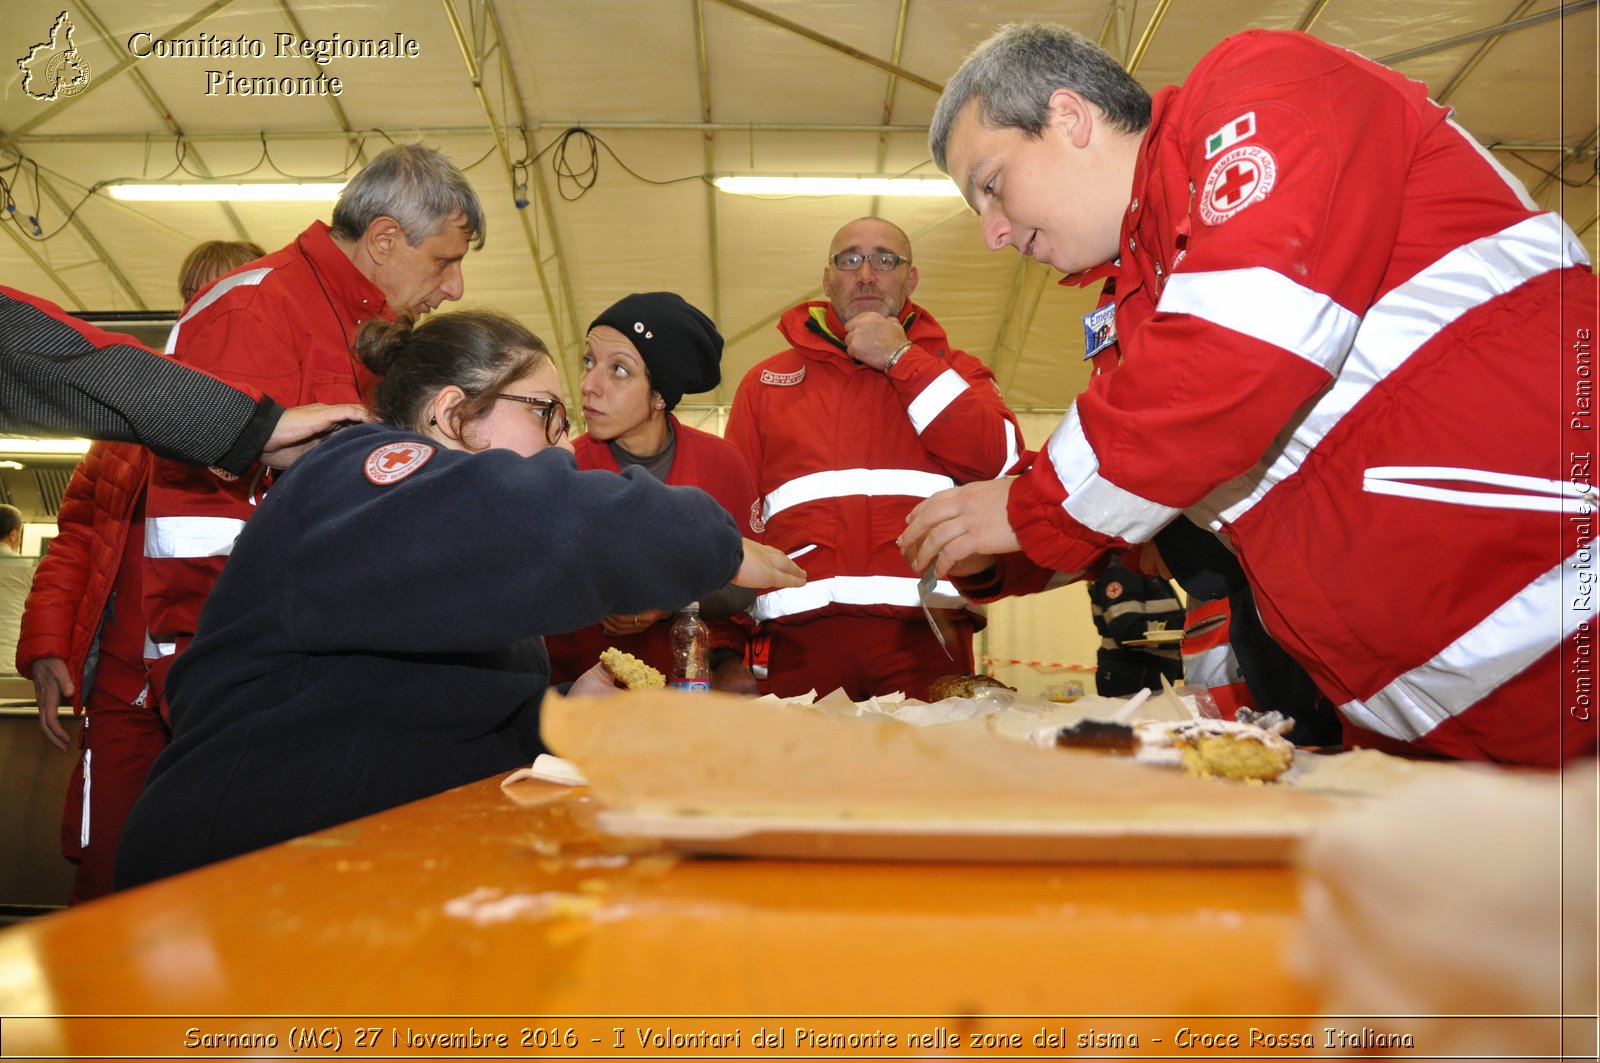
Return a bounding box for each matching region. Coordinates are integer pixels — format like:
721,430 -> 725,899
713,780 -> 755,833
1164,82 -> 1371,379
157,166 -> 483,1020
599,647 -> 665,690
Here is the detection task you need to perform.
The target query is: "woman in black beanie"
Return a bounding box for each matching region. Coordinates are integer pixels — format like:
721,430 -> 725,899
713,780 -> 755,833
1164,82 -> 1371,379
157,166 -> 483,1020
546,292 -> 762,693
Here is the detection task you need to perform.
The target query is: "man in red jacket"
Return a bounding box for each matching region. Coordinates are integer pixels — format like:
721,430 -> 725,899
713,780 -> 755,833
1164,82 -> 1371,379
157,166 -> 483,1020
903,24 -> 1597,765
144,144 -> 482,710
725,217 -> 1026,701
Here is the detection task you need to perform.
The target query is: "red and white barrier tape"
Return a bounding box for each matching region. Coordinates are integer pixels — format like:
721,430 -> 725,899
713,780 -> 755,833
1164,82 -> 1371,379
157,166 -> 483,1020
980,656 -> 1093,672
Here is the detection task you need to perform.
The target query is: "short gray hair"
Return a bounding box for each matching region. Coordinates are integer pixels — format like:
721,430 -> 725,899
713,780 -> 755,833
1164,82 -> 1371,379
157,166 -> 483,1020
930,23 -> 1151,171
331,143 -> 486,251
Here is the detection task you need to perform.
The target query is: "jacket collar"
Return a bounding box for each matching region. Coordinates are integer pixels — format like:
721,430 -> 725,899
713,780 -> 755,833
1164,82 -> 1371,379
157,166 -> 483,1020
780,300 -> 925,358
295,220 -> 391,320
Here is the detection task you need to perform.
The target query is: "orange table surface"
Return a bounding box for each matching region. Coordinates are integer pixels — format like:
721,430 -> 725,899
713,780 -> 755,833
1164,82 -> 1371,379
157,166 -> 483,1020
0,772 -> 1320,1058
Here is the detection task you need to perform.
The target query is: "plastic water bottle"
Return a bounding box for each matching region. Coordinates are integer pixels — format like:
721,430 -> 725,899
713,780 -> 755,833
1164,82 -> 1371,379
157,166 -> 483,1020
669,602 -> 712,693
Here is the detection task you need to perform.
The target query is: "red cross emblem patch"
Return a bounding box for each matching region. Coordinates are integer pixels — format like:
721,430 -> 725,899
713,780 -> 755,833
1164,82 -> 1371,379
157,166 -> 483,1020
1199,144 -> 1277,226
364,441 -> 435,485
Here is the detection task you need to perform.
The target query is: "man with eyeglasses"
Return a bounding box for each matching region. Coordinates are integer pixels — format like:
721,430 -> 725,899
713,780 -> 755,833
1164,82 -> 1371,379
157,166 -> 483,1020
143,143 -> 483,716
725,216 -> 1026,702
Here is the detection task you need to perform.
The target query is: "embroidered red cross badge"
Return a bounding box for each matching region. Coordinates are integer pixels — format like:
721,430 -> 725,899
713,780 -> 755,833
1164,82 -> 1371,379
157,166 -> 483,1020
1213,161 -> 1259,209
364,441 -> 436,485
1199,144 -> 1277,226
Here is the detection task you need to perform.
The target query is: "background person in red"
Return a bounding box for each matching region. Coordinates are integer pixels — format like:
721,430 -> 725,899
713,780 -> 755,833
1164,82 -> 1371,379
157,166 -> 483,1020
17,239 -> 267,904
143,144 -> 482,713
546,292 -> 760,693
725,217 -> 1027,702
905,23 -> 1598,765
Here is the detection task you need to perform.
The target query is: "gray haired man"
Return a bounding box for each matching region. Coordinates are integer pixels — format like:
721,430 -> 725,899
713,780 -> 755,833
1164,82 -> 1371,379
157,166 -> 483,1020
144,143 -> 484,710
905,23 -> 1597,765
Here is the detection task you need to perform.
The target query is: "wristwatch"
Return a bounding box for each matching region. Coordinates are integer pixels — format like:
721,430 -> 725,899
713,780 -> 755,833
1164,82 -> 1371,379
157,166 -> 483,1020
885,341 -> 913,371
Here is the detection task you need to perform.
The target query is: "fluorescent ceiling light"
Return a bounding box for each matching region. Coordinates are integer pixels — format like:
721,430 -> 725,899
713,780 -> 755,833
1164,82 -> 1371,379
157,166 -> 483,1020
0,437 -> 92,456
108,182 -> 346,202
714,175 -> 960,198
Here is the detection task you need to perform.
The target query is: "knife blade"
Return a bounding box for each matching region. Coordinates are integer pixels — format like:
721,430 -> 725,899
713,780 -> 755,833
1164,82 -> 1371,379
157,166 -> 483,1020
918,565 -> 956,660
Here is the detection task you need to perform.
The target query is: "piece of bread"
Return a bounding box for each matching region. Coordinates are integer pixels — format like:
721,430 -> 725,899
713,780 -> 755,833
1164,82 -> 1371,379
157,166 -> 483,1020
599,647 -> 664,690
928,673 -> 1016,701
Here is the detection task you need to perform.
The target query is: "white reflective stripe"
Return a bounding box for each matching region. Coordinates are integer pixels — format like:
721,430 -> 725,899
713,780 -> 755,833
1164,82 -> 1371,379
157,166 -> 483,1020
1192,213 -> 1587,531
144,515 -> 246,559
143,632 -> 177,659
751,574 -> 964,622
164,266 -> 273,353
906,369 -> 968,434
1046,406 -> 1180,541
1102,599 -> 1150,624
79,746 -> 92,848
995,419 -> 1022,478
1182,643 -> 1246,689
1339,552 -> 1592,742
1157,267 -> 1361,373
1363,466 -> 1594,514
762,468 -> 955,522
1448,117 -> 1539,213
1042,568 -> 1083,591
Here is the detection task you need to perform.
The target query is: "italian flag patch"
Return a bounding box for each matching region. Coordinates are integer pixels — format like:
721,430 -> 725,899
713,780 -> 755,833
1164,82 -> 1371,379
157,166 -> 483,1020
1205,111 -> 1257,159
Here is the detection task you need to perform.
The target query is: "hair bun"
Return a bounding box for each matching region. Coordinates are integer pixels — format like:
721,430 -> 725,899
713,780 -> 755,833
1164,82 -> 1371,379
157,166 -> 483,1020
355,316 -> 417,377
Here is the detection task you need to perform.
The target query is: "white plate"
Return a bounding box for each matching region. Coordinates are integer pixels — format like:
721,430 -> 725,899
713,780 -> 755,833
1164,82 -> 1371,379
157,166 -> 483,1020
1125,630 -> 1185,647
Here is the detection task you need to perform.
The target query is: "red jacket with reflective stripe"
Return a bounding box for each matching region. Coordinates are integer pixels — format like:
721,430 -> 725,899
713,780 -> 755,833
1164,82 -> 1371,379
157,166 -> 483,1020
1003,30 -> 1597,763
725,300 -> 1024,625
545,417 -> 758,680
143,222 -> 384,702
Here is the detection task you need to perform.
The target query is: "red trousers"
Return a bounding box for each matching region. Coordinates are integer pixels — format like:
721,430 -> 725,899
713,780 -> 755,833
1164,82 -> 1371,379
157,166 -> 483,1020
60,680 -> 169,903
764,613 -> 976,703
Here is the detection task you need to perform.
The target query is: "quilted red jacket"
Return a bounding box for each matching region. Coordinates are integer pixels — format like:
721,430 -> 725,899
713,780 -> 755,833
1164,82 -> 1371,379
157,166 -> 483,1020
15,442 -> 150,709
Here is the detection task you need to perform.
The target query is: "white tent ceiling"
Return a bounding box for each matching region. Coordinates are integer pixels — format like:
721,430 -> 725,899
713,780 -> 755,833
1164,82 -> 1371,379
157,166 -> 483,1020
2,0 -> 1596,419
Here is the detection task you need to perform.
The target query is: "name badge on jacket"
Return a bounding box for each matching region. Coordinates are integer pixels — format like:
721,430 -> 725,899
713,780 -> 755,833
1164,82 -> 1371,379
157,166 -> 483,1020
1082,302 -> 1117,360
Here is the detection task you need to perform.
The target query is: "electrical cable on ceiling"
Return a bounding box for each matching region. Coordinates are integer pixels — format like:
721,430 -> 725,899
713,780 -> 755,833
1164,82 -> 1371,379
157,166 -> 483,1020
518,127 -> 708,203
0,131 -> 505,243
1501,148 -> 1600,189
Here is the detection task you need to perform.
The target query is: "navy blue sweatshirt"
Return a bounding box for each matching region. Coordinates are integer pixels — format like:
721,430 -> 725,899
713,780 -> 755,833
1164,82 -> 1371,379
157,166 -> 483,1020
116,422 -> 740,887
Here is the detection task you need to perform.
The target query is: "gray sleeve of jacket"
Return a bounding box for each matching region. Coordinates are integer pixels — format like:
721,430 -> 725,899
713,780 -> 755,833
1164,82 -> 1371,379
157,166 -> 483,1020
1,290 -> 282,474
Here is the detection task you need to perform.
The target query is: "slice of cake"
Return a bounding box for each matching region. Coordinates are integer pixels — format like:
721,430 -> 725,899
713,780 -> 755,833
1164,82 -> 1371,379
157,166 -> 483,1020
599,647 -> 665,690
1051,716 -> 1295,781
1054,719 -> 1139,754
1141,718 -> 1295,781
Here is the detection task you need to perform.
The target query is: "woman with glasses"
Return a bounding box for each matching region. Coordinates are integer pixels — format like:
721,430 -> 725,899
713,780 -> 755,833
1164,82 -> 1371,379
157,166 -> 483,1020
546,293 -> 763,693
115,309 -> 803,888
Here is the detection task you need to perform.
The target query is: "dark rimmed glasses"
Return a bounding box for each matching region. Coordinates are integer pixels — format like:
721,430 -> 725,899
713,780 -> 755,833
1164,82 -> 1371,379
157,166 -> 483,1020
494,393 -> 569,444
830,250 -> 910,272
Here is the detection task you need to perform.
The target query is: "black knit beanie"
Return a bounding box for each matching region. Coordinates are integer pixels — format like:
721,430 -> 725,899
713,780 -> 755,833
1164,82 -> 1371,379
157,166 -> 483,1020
588,292 -> 723,411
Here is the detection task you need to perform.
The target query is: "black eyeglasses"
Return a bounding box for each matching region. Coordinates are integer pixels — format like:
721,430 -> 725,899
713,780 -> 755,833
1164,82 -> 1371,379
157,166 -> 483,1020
495,394 -> 569,444
830,250 -> 910,272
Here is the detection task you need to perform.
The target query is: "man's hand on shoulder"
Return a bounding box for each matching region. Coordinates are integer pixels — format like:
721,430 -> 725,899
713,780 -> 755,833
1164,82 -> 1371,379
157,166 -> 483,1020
260,403 -> 373,468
